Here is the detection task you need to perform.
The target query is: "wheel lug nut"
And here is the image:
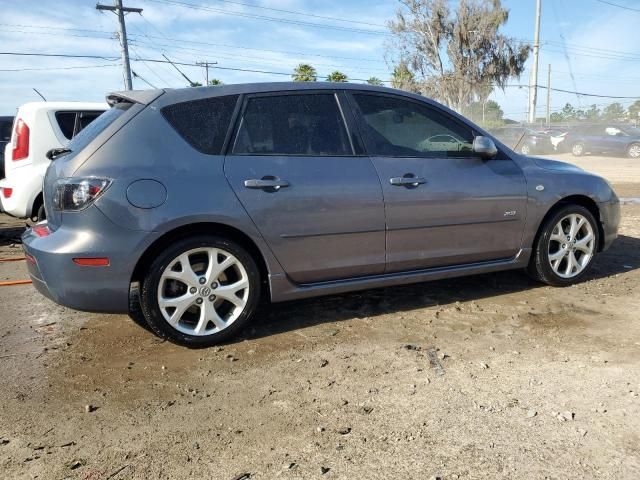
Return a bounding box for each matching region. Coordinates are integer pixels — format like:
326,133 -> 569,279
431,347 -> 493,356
209,295 -> 216,302
196,298 -> 203,305
189,287 -> 197,294
199,277 -> 206,285
211,282 -> 218,289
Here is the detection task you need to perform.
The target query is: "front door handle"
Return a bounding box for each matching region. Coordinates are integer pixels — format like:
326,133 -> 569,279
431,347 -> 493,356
244,177 -> 290,191
389,174 -> 426,187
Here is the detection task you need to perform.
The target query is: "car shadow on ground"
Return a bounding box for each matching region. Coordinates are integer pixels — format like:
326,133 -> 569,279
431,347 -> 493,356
236,234 -> 640,342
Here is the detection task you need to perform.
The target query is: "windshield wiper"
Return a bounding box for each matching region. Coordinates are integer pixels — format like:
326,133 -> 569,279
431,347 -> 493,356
46,147 -> 72,160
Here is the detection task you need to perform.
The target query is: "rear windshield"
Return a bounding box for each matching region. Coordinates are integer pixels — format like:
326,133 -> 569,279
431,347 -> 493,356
67,103 -> 132,152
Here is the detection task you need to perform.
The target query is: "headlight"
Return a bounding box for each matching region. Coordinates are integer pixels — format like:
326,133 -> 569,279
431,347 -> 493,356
52,177 -> 112,211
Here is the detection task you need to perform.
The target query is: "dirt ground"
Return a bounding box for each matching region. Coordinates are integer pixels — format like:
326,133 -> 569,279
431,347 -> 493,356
1,153 -> 639,480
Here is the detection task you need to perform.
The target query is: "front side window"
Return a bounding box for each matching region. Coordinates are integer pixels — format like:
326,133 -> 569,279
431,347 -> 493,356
232,93 -> 352,156
352,93 -> 474,157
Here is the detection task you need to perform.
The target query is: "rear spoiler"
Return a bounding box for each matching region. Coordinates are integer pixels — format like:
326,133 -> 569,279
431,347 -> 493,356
106,89 -> 164,107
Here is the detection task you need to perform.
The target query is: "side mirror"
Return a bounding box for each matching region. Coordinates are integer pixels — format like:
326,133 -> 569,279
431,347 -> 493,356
472,136 -> 498,159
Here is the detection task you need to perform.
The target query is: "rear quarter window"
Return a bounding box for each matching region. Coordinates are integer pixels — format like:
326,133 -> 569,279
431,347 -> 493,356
161,95 -> 239,155
67,103 -> 131,153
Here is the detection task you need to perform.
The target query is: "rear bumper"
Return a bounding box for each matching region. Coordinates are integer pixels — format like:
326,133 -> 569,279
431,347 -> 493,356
598,197 -> 620,251
22,214 -> 155,313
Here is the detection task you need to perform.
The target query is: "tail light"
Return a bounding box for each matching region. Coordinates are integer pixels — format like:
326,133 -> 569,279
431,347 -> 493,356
0,187 -> 12,198
52,177 -> 112,211
12,119 -> 30,161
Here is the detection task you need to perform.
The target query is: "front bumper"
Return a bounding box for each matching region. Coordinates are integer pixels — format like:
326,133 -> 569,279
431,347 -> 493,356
22,212 -> 156,313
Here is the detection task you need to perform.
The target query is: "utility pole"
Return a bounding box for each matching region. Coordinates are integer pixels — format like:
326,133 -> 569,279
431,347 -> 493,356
546,64 -> 551,125
97,0 -> 142,90
197,61 -> 211,85
528,0 -> 541,124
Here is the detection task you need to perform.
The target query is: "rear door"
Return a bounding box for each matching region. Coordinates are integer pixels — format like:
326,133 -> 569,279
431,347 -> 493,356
224,91 -> 385,284
348,92 -> 527,273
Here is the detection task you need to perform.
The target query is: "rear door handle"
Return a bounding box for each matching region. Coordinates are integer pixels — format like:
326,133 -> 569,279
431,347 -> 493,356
389,174 -> 426,187
244,177 -> 290,191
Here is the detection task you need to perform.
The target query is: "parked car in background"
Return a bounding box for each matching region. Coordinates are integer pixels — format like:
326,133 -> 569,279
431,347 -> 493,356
0,116 -> 14,180
565,124 -> 640,158
22,83 -> 619,347
489,126 -> 554,155
0,102 -> 106,219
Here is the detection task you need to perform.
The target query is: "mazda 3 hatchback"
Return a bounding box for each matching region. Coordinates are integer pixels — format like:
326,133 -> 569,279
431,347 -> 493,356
22,83 -> 620,347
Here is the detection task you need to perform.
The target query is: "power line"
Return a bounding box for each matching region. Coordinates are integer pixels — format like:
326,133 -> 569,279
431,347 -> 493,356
595,0 -> 640,12
0,63 -> 119,72
142,0 -> 390,36
146,0 -> 386,27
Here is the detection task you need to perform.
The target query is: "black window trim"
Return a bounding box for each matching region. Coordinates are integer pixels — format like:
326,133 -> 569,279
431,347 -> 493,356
226,90 -> 357,157
73,110 -> 105,138
345,90 -> 511,160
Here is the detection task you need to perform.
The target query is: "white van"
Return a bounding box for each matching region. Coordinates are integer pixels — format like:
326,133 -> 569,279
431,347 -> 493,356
0,102 -> 107,219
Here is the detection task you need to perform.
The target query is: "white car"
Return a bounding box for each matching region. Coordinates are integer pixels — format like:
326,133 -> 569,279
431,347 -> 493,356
0,102 -> 106,220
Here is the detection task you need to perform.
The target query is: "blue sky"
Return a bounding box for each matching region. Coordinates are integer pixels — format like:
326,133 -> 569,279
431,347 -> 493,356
0,0 -> 638,120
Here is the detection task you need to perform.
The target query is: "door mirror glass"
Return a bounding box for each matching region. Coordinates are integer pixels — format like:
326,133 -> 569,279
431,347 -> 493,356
473,136 -> 498,159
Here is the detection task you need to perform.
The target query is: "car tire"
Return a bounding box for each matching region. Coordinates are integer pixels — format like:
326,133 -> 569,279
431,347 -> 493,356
527,204 -> 599,287
627,143 -> 640,159
571,142 -> 584,157
520,144 -> 531,155
140,235 -> 261,347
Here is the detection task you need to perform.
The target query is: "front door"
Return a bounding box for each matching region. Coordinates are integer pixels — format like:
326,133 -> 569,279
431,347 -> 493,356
224,91 -> 386,284
348,92 -> 527,273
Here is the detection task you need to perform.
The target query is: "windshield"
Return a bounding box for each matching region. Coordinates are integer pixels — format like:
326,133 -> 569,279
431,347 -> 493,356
67,102 -> 132,153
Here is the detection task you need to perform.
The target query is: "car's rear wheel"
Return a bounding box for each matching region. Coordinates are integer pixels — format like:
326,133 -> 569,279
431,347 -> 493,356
571,142 -> 584,156
140,235 -> 261,347
627,143 -> 640,159
528,205 -> 599,286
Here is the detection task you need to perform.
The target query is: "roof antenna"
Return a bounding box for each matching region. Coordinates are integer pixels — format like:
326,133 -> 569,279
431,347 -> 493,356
33,88 -> 47,101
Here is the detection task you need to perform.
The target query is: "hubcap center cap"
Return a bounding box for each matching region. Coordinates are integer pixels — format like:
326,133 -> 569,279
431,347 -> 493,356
200,286 -> 212,296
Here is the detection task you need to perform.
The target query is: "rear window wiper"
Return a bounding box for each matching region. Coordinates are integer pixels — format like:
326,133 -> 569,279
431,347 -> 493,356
46,147 -> 72,160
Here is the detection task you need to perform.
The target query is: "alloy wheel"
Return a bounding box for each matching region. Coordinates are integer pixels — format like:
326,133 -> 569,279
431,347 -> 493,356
629,144 -> 640,158
547,213 -> 595,279
157,247 -> 249,336
572,143 -> 584,156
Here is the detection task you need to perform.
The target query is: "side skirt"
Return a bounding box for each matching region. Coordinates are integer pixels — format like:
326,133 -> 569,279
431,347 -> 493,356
268,248 -> 532,303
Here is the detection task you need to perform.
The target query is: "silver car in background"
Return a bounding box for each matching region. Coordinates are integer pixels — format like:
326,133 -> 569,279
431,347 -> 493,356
22,83 -> 620,347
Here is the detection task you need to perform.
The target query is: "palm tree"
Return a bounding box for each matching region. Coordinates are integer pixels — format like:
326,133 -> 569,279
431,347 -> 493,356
209,79 -> 224,86
366,77 -> 384,86
326,71 -> 348,82
292,64 -> 317,82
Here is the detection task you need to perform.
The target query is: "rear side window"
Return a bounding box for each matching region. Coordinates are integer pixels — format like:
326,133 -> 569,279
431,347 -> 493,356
55,112 -> 76,140
232,93 -> 352,156
77,111 -> 103,132
161,95 -> 239,155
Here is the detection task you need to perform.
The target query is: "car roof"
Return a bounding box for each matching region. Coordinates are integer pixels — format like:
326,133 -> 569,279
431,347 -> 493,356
108,81 -> 429,107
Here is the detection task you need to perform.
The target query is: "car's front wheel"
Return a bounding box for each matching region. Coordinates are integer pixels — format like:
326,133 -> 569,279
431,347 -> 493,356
520,144 -> 531,155
140,235 -> 261,347
528,205 -> 599,286
627,143 -> 640,159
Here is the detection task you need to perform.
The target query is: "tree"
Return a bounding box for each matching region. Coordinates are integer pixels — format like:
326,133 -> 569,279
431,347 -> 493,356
629,100 -> 640,121
326,71 -> 348,82
367,77 -> 384,86
390,61 -> 418,92
583,104 -> 601,121
209,79 -> 224,86
386,0 -> 529,112
602,102 -> 626,121
190,81 -> 203,87
468,99 -> 503,125
292,64 -> 317,82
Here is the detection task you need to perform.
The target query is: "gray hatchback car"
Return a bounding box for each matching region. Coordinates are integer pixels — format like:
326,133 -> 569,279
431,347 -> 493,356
22,82 -> 620,347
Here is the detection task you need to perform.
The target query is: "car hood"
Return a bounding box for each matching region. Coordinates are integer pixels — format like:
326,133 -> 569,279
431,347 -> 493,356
532,157 -> 585,173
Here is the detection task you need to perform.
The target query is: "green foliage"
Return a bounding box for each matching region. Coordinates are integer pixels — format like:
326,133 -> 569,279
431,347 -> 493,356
602,102 -> 626,121
209,79 -> 224,86
550,102 -> 629,123
292,64 -> 318,82
629,100 -> 640,120
190,81 -> 203,87
326,71 -> 348,82
366,77 -> 384,86
390,61 -> 418,92
468,99 -> 504,125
